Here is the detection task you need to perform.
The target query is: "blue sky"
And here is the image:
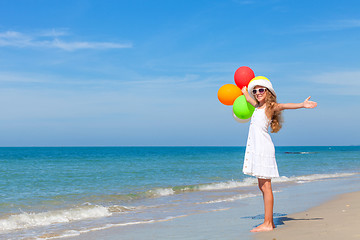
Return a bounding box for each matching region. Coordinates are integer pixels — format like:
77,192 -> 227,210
0,0 -> 359,146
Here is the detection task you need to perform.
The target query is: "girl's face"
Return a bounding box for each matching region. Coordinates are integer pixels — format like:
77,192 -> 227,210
253,85 -> 267,102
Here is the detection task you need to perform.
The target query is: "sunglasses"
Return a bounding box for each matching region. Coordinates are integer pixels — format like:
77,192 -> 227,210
252,88 -> 267,95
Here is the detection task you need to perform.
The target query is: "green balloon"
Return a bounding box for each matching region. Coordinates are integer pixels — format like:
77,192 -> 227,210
233,95 -> 255,119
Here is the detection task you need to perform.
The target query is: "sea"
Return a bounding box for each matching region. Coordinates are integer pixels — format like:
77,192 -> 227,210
0,146 -> 359,239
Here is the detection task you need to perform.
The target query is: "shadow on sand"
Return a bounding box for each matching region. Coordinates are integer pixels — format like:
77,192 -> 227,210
242,213 -> 323,228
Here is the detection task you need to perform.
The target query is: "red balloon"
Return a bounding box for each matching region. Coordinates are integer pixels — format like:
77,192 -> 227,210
234,66 -> 255,89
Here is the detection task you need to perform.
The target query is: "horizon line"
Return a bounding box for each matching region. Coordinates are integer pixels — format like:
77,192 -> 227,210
0,145 -> 358,148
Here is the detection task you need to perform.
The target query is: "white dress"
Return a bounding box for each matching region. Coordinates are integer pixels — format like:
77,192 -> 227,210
243,107 -> 279,179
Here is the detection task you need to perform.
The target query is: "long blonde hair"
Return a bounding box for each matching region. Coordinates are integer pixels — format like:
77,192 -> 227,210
255,88 -> 283,133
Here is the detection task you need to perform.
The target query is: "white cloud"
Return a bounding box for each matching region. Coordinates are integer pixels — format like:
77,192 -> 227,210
0,30 -> 132,51
39,29 -> 69,37
308,70 -> 360,95
310,71 -> 360,86
0,70 -> 217,91
0,71 -> 46,83
50,38 -> 132,51
299,19 -> 360,32
233,0 -> 256,4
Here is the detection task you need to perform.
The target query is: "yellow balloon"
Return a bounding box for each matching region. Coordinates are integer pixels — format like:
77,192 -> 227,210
248,76 -> 269,85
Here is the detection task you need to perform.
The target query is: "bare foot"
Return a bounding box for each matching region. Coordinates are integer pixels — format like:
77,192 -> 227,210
250,223 -> 274,232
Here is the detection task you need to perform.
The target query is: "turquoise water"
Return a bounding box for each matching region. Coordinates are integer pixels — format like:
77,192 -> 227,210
0,146 -> 359,239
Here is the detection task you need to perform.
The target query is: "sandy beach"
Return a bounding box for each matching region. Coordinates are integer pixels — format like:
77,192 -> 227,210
255,191 -> 360,240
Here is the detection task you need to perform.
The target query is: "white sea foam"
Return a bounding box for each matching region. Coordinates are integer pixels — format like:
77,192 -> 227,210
0,202 -> 183,233
285,151 -> 316,154
273,172 -> 357,184
43,215 -> 188,239
197,173 -> 357,190
197,178 -> 258,191
108,204 -> 164,213
198,190 -> 282,205
148,188 -> 175,197
0,205 -> 111,232
198,193 -> 260,204
107,205 -> 137,213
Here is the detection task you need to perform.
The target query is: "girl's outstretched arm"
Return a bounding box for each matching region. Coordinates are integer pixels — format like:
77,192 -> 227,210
241,86 -> 257,107
276,96 -> 317,111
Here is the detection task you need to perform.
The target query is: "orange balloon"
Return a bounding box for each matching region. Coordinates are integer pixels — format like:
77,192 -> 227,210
217,84 -> 243,105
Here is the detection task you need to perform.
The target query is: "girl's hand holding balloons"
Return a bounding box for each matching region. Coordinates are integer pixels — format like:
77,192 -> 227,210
241,86 -> 247,95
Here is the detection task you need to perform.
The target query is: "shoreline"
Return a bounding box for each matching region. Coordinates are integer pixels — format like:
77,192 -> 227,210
60,174 -> 360,240
255,191 -> 360,240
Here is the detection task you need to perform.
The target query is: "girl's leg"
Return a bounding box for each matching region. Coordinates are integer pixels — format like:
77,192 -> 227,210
250,178 -> 275,232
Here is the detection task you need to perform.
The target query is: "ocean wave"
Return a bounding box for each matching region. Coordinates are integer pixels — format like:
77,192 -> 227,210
0,202 -> 176,233
273,172 -> 357,184
284,151 -> 317,154
107,205 -> 138,213
143,178 -> 259,198
197,190 -> 283,205
144,172 -> 358,197
147,187 -> 175,197
41,215 -> 188,239
197,193 -> 260,204
197,178 -> 258,191
57,173 -> 357,204
0,205 -> 111,232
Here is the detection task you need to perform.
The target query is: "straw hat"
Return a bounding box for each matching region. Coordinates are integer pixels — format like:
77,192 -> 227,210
248,76 -> 276,99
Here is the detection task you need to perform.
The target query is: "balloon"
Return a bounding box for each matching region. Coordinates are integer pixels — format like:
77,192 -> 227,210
249,76 -> 269,82
234,66 -> 255,89
217,84 -> 242,105
233,95 -> 255,119
233,111 -> 251,123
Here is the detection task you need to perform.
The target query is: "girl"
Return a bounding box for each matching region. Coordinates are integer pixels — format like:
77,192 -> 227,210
241,77 -> 317,232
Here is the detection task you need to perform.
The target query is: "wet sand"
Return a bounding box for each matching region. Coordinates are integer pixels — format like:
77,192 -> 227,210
255,191 -> 360,240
